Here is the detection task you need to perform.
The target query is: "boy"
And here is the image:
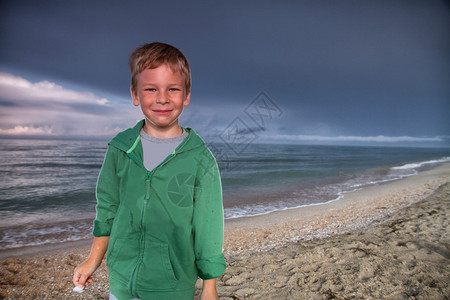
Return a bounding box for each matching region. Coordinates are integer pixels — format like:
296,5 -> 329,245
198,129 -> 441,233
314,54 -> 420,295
73,42 -> 226,300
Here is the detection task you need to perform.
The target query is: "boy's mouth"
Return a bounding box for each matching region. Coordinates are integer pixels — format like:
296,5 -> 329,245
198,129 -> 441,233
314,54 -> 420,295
153,110 -> 172,115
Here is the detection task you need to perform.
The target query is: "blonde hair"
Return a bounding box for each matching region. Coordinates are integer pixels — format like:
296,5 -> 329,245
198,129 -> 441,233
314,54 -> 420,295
129,42 -> 191,93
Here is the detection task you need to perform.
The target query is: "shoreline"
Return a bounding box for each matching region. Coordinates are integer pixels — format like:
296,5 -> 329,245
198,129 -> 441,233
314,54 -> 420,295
226,162 -> 450,227
223,162 -> 450,257
0,163 -> 449,299
1,163 -> 449,260
0,239 -> 93,260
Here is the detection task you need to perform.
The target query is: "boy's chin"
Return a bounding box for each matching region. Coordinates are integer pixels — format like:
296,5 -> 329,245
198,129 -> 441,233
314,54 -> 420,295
144,118 -> 180,130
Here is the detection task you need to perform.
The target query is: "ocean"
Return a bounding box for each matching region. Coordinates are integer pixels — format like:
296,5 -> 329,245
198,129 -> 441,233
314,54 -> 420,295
0,138 -> 449,250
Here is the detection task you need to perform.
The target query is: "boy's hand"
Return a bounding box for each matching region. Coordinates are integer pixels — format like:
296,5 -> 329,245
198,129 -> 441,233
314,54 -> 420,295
201,278 -> 219,300
73,236 -> 110,288
73,260 -> 97,288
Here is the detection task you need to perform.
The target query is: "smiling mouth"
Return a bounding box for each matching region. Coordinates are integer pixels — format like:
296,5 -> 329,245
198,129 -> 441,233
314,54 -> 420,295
153,110 -> 172,115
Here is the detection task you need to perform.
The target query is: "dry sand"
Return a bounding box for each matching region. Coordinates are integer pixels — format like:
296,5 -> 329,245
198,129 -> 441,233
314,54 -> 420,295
1,164 -> 449,299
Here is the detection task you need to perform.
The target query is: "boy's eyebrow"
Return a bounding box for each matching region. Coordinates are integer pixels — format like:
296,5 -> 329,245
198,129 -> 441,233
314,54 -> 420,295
140,80 -> 184,85
140,82 -> 184,86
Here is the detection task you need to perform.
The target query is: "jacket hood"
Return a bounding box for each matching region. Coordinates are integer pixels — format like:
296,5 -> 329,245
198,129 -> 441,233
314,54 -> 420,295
109,119 -> 205,154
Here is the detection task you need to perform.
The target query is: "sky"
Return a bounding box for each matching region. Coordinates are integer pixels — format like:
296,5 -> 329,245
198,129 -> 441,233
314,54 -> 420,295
0,0 -> 449,147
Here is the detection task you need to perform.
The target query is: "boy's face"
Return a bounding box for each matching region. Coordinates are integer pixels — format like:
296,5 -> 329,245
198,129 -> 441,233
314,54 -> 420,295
131,64 -> 190,137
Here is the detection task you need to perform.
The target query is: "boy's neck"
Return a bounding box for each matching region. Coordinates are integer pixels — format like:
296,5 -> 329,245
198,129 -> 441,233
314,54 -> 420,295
142,121 -> 183,139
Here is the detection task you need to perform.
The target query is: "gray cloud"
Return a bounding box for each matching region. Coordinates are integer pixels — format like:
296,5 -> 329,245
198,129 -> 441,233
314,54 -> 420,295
0,73 -> 140,137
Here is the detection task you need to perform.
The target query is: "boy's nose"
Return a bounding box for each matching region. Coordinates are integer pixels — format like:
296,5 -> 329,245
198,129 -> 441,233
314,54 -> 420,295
156,93 -> 170,104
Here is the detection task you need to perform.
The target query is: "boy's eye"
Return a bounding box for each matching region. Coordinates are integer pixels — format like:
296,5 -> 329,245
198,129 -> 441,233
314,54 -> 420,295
169,88 -> 180,92
145,88 -> 156,92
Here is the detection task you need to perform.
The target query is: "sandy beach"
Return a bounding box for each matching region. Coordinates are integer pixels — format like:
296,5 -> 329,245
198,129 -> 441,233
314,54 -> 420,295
1,163 -> 449,299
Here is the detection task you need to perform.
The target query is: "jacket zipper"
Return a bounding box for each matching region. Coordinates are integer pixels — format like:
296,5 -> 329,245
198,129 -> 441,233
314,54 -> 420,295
128,153 -> 177,296
129,173 -> 151,297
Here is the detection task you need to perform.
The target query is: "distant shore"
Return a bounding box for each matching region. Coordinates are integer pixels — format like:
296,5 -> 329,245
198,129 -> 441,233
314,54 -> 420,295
1,163 -> 449,299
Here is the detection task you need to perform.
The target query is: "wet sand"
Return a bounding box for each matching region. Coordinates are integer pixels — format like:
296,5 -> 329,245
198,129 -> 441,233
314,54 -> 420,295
1,163 -> 449,299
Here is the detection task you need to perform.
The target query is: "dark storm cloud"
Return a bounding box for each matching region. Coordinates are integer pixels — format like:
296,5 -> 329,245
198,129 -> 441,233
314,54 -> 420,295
0,0 -> 448,142
0,100 -> 17,107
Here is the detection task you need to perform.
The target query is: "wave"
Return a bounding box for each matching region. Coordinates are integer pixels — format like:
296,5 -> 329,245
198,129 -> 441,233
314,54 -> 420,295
224,157 -> 450,219
391,157 -> 450,171
0,217 -> 94,250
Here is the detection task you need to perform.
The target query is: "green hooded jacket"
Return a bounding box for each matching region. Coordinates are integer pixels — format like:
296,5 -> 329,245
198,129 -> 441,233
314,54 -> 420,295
93,120 -> 226,299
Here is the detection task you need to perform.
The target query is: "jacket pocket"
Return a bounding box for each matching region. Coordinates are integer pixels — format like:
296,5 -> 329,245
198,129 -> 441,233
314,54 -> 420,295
137,242 -> 178,291
106,237 -> 140,282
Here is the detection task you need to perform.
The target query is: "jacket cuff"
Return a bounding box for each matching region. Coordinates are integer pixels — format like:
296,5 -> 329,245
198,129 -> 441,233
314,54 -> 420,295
196,254 -> 226,279
92,220 -> 112,237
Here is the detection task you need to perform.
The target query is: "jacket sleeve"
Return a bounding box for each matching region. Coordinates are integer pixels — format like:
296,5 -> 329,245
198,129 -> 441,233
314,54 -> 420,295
93,146 -> 120,237
192,149 -> 226,279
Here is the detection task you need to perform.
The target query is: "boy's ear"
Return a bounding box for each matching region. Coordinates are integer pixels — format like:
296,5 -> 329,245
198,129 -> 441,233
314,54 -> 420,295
131,86 -> 139,106
184,92 -> 190,107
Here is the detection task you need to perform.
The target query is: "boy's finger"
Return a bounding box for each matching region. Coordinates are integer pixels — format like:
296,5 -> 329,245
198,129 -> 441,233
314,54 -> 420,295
78,272 -> 90,287
72,271 -> 82,286
73,269 -> 91,288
